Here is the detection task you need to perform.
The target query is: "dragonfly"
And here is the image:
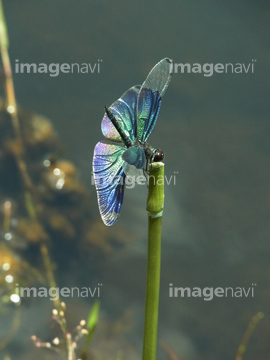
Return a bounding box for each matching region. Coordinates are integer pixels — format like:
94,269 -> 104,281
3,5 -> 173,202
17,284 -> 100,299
92,58 -> 172,226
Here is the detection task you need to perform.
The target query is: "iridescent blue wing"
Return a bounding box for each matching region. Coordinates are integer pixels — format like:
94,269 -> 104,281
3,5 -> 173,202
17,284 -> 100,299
137,58 -> 172,142
92,142 -> 126,226
101,85 -> 141,142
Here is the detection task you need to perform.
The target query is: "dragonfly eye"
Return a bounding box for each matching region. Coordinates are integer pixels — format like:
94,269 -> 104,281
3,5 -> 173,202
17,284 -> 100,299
153,149 -> 164,162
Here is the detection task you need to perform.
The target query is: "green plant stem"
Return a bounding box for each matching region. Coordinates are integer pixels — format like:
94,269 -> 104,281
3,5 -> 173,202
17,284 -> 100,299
236,312 -> 264,360
0,5 -> 74,359
0,0 -> 59,312
142,162 -> 164,360
0,307 -> 21,351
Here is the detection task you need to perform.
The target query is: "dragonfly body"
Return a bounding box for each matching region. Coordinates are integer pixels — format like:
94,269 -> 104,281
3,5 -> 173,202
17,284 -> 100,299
105,106 -> 162,169
93,58 -> 172,225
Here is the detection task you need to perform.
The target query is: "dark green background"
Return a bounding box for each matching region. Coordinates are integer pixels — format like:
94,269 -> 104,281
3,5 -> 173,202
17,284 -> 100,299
3,1 -> 270,359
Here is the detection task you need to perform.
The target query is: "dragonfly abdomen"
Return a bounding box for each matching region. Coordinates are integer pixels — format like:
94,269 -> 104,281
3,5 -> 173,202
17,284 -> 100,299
104,105 -> 132,148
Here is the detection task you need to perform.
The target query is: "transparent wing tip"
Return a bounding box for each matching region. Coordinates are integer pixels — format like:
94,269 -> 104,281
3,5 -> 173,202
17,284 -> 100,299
162,57 -> 173,76
141,58 -> 173,99
101,211 -> 119,226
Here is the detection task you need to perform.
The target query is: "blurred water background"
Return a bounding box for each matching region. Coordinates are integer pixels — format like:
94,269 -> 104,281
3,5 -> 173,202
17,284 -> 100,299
1,1 -> 270,359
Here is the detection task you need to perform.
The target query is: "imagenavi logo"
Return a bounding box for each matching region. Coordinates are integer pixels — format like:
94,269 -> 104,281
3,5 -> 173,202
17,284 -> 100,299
91,171 -> 179,189
169,283 -> 257,301
14,59 -> 102,76
11,284 -> 103,303
170,60 -> 256,76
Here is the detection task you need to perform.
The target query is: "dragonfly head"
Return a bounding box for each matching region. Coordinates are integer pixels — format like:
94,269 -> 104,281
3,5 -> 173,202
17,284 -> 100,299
153,148 -> 164,163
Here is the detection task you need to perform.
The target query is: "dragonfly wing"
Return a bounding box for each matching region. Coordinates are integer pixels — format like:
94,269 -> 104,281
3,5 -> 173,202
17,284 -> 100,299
137,58 -> 172,142
140,58 -> 173,98
93,142 -> 126,226
123,163 -> 145,179
101,85 -> 141,142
